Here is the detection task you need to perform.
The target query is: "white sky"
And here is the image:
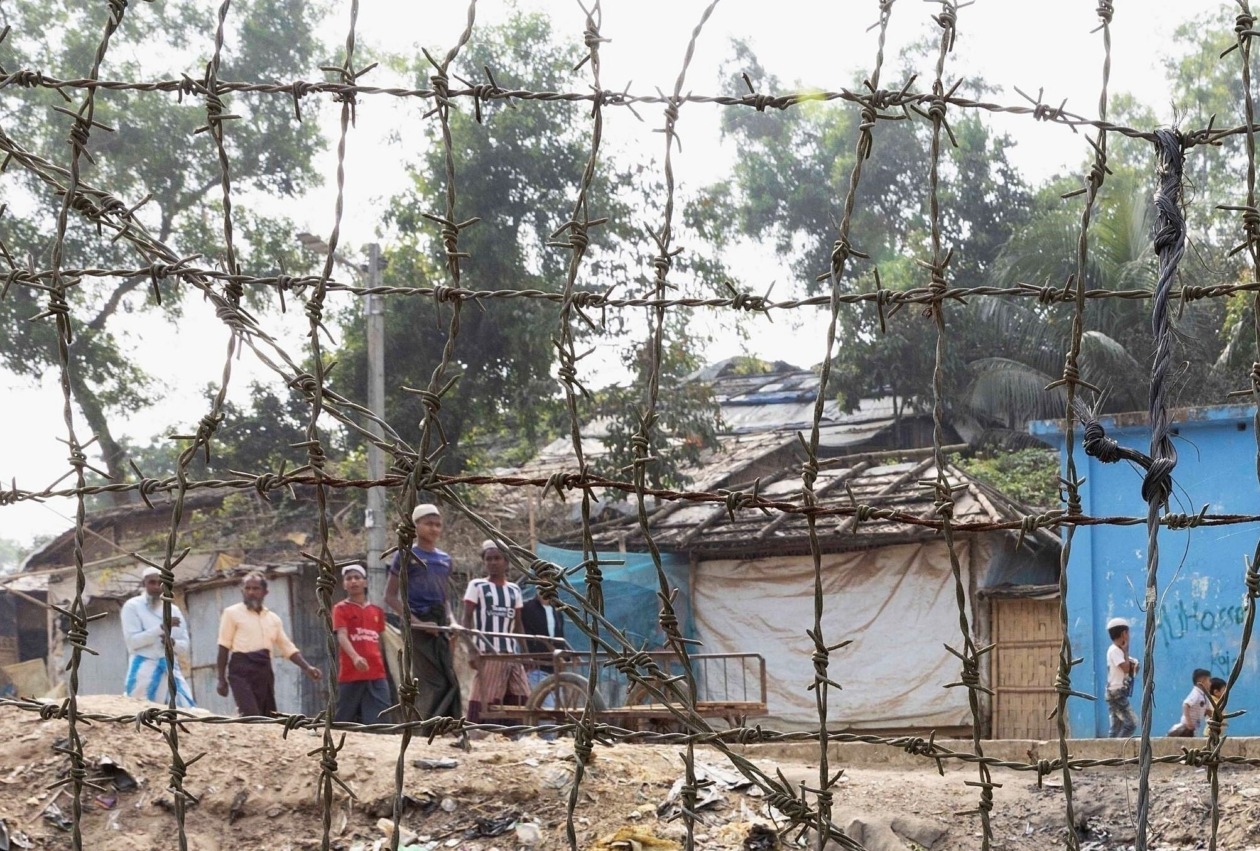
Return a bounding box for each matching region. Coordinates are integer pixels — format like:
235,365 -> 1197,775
0,0 -> 1223,545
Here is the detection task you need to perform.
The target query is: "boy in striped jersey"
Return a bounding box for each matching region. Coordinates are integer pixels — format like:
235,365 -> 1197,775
462,540 -> 530,725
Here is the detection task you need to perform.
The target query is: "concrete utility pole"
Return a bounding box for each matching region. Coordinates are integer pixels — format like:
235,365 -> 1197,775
364,243 -> 388,602
296,233 -> 389,600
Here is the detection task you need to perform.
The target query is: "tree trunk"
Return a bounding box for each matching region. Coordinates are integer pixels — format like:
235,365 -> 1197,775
66,367 -> 130,507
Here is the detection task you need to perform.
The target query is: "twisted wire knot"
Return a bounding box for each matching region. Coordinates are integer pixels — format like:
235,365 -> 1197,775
44,289 -> 71,320
1238,11 -> 1256,35
134,707 -> 165,731
39,701 -> 68,721
195,412 -> 222,444
1032,284 -> 1061,305
569,290 -> 606,309
303,295 -> 324,326
1164,511 -> 1205,530
1181,747 -> 1211,768
652,252 -> 672,280
314,565 -> 337,597
902,737 -> 936,758
582,19 -> 607,54
67,117 -> 91,154
957,655 -> 981,688
1065,477 -> 1084,515
1096,1 -> 1114,24
566,222 -> 590,254
927,95 -> 948,125
1088,159 -> 1107,191
1245,565 -> 1260,598
934,4 -> 958,32
416,388 -> 442,414
573,717 -> 596,764
801,456 -> 819,491
1242,206 -> 1260,237
728,290 -> 767,311
279,713 -> 310,736
629,430 -> 651,458
928,270 -> 949,301
213,302 -> 249,334
529,559 -> 562,602
10,69 -> 43,87
658,607 -> 680,637
424,715 -> 464,742
735,724 -> 765,744
764,789 -> 810,822
1032,102 -> 1057,121
204,91 -> 226,116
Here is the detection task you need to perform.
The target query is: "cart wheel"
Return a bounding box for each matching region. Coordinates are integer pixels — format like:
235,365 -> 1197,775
525,672 -> 606,731
624,682 -> 689,735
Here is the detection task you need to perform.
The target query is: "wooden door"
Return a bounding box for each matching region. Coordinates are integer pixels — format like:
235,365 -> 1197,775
991,597 -> 1063,739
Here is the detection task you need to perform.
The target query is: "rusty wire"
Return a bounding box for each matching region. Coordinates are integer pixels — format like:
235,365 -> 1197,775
5,3 -> 1260,851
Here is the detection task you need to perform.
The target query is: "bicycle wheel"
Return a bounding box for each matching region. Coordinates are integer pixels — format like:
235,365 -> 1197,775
524,672 -> 606,729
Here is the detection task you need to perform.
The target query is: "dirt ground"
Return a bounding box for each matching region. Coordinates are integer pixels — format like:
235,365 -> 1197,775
1,696 -> 1259,850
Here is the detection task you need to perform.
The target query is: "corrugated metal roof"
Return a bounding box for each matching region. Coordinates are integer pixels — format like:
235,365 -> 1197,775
546,449 -> 1052,558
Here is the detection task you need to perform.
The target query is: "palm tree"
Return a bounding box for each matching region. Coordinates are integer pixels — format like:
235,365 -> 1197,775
961,169 -> 1227,444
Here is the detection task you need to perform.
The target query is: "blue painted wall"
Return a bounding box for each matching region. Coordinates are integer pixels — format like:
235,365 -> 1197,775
1031,405 -> 1260,736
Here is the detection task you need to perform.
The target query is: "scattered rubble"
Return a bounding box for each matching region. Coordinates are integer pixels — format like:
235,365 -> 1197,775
0,696 -> 1256,849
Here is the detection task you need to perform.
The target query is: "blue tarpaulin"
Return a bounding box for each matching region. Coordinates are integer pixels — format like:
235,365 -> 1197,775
531,544 -> 695,653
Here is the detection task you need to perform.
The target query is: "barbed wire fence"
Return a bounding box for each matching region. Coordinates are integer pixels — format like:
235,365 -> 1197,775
2,1 -> 1260,850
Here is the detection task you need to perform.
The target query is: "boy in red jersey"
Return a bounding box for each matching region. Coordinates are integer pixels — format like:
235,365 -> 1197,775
333,564 -> 390,724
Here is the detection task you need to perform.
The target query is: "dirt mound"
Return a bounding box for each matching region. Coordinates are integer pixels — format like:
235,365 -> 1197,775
0,697 -> 1258,849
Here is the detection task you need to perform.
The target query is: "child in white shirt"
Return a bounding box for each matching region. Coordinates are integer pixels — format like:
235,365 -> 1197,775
1167,668 -> 1211,737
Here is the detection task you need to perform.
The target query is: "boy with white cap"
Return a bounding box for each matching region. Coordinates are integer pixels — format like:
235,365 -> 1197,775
332,563 -> 390,724
385,503 -> 462,720
1105,616 -> 1139,738
121,566 -> 196,707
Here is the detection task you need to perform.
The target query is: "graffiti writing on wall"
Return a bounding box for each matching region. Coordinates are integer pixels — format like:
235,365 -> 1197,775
1157,598 -> 1245,646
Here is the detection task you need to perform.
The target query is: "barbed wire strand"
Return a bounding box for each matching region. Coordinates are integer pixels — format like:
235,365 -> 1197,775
37,2 -> 136,848
918,3 -> 999,847
1046,2 -> 1117,847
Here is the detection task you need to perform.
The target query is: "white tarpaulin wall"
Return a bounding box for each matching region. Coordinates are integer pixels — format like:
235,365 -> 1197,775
694,540 -> 974,728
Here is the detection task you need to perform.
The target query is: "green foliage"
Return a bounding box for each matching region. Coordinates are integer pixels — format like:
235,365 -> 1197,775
0,537 -> 37,573
590,319 -> 723,492
953,448 -> 1060,511
331,12 -> 724,475
0,0 -> 329,492
120,382 -> 331,477
701,40 -> 1036,435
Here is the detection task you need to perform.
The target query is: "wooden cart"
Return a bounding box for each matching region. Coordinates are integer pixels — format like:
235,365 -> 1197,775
479,642 -> 768,731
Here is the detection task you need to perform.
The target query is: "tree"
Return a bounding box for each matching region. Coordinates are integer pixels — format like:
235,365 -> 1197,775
590,317 -> 723,492
0,0 -> 328,498
332,12 -> 725,474
702,41 -> 1033,431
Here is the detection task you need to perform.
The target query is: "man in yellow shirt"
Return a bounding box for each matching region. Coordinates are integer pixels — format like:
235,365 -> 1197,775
215,571 -> 321,716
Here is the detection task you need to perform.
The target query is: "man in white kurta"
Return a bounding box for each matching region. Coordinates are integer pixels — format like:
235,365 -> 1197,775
121,566 -> 196,707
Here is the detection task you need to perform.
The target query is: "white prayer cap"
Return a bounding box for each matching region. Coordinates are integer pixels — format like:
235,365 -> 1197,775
1106,617 -> 1130,631
411,503 -> 440,521
341,564 -> 367,578
141,566 -> 162,580
481,539 -> 507,555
